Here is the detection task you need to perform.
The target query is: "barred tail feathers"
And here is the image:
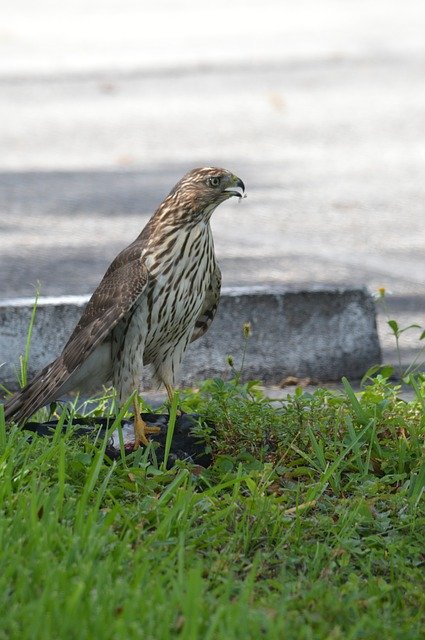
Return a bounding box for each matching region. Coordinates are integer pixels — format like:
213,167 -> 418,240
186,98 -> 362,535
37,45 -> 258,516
3,358 -> 70,424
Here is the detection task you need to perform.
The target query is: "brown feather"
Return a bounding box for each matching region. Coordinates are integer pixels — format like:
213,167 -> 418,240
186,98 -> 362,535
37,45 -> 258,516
3,167 -> 245,426
4,256 -> 148,423
190,265 -> 222,343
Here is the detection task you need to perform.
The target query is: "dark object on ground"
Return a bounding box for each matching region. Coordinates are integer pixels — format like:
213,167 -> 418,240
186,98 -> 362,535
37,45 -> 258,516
23,413 -> 214,468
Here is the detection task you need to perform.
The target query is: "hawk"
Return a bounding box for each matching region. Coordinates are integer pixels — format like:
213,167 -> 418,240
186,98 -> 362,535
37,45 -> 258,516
4,167 -> 245,448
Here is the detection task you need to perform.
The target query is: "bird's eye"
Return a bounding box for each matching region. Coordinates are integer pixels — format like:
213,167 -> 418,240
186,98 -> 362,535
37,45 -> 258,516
208,176 -> 221,188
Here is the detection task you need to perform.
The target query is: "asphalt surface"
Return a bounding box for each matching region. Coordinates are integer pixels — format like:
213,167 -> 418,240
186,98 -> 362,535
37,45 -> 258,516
0,0 -> 424,369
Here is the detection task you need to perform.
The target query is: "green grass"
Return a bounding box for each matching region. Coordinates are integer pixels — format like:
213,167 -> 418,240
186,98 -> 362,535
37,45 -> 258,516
1,374 -> 424,639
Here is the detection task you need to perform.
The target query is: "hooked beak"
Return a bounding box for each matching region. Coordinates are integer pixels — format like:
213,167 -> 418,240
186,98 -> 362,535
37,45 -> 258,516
224,176 -> 246,199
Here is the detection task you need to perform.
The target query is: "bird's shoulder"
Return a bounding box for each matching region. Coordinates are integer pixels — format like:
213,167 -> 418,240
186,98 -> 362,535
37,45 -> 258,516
103,233 -> 148,278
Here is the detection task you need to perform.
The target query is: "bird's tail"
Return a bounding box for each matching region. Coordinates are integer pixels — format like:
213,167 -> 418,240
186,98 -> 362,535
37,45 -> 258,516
3,357 -> 70,424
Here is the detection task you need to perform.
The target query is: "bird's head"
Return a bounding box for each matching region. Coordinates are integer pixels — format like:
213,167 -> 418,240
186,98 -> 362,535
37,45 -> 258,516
164,167 -> 246,224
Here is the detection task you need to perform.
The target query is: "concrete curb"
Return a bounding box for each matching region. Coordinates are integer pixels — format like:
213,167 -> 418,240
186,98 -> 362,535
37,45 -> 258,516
0,286 -> 381,392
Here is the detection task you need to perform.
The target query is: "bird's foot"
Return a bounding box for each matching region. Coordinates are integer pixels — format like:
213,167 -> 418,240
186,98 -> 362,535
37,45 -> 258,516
132,412 -> 161,450
131,394 -> 161,449
133,423 -> 161,450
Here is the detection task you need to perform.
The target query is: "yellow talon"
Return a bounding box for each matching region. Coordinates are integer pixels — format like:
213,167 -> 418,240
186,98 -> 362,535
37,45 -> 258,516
132,398 -> 160,449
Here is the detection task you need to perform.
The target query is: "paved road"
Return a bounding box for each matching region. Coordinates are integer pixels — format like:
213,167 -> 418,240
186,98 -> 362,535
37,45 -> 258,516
1,0 -> 424,368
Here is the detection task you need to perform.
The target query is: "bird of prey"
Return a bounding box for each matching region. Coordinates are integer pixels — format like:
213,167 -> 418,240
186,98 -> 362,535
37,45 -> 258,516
4,167 -> 245,448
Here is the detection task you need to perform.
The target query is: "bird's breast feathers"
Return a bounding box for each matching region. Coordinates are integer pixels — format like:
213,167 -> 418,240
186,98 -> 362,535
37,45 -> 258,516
134,222 -> 213,339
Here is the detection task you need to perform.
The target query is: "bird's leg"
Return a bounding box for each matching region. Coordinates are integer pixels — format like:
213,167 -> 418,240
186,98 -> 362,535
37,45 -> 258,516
132,395 -> 160,449
164,383 -> 182,416
165,383 -> 174,406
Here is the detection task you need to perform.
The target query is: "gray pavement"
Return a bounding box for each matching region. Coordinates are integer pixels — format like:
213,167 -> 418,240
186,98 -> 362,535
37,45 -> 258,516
0,0 -> 424,371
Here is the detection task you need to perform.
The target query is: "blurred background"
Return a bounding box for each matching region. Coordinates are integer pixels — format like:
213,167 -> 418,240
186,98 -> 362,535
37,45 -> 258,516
1,0 -> 424,368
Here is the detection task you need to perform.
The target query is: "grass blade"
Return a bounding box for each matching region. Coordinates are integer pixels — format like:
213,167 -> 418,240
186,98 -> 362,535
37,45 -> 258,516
342,376 -> 369,424
161,390 -> 179,471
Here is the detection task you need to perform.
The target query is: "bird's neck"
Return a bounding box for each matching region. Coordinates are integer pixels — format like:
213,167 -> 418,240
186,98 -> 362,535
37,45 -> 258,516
150,194 -> 213,234
137,196 -> 212,261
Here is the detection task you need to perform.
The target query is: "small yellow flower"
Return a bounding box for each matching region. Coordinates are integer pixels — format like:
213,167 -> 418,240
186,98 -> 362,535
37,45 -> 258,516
373,287 -> 391,300
243,322 -> 252,338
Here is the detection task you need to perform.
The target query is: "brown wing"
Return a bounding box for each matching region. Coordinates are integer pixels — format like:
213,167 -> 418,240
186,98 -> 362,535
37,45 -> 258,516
64,241 -> 147,349
190,263 -> 221,343
4,251 -> 148,423
62,253 -> 148,370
